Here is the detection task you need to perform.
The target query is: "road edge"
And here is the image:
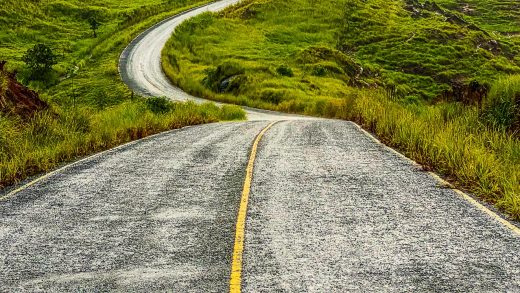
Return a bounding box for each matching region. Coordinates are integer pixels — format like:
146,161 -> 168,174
118,1 -> 218,96
0,124 -> 213,202
350,121 -> 520,236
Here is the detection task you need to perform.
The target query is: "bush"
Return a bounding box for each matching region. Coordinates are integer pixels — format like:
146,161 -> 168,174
22,43 -> 58,80
202,62 -> 246,93
276,65 -> 294,77
219,104 -> 247,120
312,65 -> 327,77
483,75 -> 520,133
145,97 -> 173,114
258,88 -> 288,104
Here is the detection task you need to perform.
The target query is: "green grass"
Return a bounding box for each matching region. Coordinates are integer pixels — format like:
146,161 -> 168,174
162,0 -> 520,219
340,90 -> 520,218
0,97 -> 244,188
0,0 -> 246,188
434,0 -> 520,35
482,75 -> 520,132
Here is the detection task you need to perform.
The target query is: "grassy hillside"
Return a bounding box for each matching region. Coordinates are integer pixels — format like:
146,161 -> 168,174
435,0 -> 520,34
0,0 -> 245,188
163,0 -> 520,219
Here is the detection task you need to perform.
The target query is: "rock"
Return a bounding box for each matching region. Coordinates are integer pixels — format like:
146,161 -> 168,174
219,74 -> 247,93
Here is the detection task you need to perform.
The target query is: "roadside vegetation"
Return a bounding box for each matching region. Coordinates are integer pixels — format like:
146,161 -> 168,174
163,0 -> 520,219
0,0 -> 245,188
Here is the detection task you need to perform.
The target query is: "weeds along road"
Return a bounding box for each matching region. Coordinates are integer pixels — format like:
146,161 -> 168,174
1,0 -> 520,291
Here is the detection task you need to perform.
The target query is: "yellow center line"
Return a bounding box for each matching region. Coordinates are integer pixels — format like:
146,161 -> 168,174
229,121 -> 278,293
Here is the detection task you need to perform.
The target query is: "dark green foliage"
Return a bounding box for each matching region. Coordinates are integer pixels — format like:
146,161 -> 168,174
257,89 -> 288,104
88,17 -> 101,38
203,62 -> 246,93
276,65 -> 294,77
483,76 -> 520,132
312,65 -> 327,77
145,97 -> 173,114
22,44 -> 58,80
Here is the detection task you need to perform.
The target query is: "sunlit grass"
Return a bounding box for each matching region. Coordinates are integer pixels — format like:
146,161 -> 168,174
0,0 -> 245,188
162,0 -> 520,219
0,100 -> 244,187
348,91 -> 520,218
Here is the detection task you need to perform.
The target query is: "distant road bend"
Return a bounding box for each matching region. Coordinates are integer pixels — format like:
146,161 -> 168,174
1,0 -> 519,292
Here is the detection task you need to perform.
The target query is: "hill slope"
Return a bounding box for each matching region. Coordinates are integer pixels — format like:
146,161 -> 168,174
162,0 -> 520,219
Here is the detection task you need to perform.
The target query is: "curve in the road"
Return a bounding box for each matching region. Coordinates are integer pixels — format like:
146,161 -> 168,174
118,0 -> 308,121
117,0 -> 519,237
1,1 -> 519,292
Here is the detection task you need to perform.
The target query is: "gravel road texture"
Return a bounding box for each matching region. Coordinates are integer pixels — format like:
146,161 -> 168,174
1,0 -> 519,291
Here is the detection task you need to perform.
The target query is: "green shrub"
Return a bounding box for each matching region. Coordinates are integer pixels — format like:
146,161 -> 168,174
22,43 -> 58,81
145,97 -> 173,114
311,65 -> 329,77
483,75 -> 520,133
276,65 -> 294,77
215,104 -> 246,120
257,88 -> 288,104
202,62 -> 246,93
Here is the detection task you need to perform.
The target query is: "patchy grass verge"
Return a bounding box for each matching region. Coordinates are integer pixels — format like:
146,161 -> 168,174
0,99 -> 244,188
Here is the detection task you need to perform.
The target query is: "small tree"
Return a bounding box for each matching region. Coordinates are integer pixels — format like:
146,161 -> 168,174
22,43 -> 58,80
88,17 -> 101,38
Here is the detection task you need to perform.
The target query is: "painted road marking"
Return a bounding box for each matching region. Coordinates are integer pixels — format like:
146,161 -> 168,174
230,121 -> 278,293
352,122 -> 520,236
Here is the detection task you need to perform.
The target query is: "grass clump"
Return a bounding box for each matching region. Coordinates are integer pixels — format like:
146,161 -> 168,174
145,97 -> 174,114
203,62 -> 247,93
0,101 -> 244,188
483,76 -> 520,133
163,0 -> 520,219
276,65 -> 294,77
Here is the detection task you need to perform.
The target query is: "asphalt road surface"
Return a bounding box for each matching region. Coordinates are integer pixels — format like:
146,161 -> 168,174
1,1 -> 519,292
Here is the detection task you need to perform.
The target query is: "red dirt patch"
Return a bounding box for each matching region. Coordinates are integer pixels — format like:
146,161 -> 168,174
0,61 -> 48,118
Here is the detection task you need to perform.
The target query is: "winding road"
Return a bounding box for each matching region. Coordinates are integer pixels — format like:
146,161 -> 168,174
1,1 -> 520,292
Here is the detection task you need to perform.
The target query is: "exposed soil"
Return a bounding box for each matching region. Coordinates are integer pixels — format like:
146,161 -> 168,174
0,61 -> 48,118
438,79 -> 489,105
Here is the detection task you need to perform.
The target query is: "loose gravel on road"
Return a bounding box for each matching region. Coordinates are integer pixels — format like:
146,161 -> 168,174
1,120 -> 519,292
